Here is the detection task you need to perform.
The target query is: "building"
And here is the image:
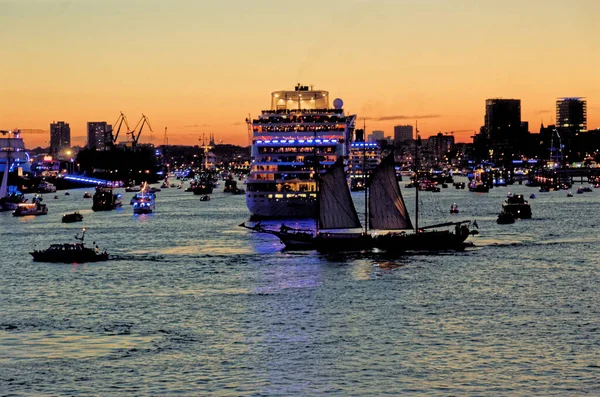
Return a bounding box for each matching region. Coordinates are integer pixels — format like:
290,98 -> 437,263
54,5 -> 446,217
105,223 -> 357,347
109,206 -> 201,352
482,98 -> 528,163
87,122 -> 112,150
425,132 -> 455,162
50,121 -> 71,157
556,97 -> 587,135
370,130 -> 384,142
394,125 -> 413,144
484,99 -> 521,140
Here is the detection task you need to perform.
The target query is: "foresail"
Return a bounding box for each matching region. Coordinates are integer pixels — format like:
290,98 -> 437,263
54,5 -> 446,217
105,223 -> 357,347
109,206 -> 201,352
369,154 -> 413,230
319,160 -> 362,229
0,160 -> 8,198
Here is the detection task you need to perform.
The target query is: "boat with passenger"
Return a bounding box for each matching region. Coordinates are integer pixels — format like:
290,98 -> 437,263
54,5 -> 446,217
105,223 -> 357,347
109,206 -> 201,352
245,84 -> 356,219
30,229 -> 108,263
13,196 -> 48,216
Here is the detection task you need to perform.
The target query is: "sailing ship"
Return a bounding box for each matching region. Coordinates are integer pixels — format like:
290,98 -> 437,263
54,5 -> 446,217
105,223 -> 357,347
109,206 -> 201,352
242,151 -> 473,253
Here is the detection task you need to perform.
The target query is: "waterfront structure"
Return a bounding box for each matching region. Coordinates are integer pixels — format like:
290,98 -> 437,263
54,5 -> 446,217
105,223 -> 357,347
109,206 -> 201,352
246,84 -> 356,218
394,125 -> 413,144
50,121 -> 71,157
87,122 -> 112,150
556,97 -> 587,135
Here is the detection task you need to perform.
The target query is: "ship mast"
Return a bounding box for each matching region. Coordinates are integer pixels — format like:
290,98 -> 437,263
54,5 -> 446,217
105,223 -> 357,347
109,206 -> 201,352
363,119 -> 368,234
414,120 -> 419,232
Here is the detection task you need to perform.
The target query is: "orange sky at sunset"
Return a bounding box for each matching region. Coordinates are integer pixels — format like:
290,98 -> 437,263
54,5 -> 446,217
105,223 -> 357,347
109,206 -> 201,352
1,0 -> 599,148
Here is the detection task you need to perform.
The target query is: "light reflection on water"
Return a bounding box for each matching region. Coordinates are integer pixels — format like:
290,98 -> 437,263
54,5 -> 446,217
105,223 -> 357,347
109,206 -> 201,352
1,179 -> 599,395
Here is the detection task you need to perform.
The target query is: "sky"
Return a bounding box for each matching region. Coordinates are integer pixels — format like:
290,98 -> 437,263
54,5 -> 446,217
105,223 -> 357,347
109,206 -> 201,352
1,0 -> 599,148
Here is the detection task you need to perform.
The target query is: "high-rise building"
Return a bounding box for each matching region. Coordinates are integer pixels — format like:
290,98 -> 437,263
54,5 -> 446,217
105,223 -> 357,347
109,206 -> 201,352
484,98 -> 521,140
394,125 -> 413,143
87,122 -> 112,150
556,97 -> 587,135
426,132 -> 455,161
50,121 -> 71,156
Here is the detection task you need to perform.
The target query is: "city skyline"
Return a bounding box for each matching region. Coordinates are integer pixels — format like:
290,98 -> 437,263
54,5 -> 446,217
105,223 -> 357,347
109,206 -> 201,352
1,0 -> 599,148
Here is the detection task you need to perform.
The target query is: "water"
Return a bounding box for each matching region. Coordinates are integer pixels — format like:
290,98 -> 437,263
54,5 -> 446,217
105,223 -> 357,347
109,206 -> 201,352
1,180 -> 599,396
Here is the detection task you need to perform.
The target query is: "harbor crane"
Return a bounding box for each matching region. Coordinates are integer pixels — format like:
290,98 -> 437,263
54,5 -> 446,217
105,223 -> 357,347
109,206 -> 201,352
128,114 -> 153,149
107,112 -> 131,147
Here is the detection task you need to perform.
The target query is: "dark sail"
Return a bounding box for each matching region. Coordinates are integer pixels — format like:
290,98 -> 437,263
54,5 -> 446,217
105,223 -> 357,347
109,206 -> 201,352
319,159 -> 362,230
369,154 -> 413,230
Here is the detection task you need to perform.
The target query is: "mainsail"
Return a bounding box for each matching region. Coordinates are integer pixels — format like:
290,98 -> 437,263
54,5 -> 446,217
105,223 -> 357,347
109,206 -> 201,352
319,159 -> 362,230
369,154 -> 413,230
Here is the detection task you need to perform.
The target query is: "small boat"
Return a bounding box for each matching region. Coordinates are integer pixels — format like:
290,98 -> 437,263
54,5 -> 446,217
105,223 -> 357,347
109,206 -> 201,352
497,211 -> 515,224
83,192 -> 92,198
199,195 -> 210,201
529,193 -> 536,199
36,181 -> 57,193
13,196 -> 48,216
64,191 -> 70,196
30,229 -> 108,263
125,186 -> 141,192
454,182 -> 466,189
567,191 -> 573,197
0,193 -> 27,212
450,203 -> 459,214
132,182 -> 156,214
502,194 -> 532,219
53,195 -> 59,199
62,211 -> 83,223
92,186 -> 122,211
539,186 -> 550,192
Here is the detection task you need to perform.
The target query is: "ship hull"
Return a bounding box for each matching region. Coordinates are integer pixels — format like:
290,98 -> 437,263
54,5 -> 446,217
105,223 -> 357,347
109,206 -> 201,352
246,192 -> 316,219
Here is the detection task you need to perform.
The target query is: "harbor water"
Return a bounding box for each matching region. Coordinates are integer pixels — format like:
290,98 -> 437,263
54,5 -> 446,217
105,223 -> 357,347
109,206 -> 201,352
1,179 -> 599,396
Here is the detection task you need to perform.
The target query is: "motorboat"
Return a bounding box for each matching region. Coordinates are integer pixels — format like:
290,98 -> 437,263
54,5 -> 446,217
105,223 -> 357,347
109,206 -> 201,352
0,193 -> 26,212
13,195 -> 47,216
132,182 -> 155,214
30,229 -> 108,263
502,194 -> 532,219
36,181 -> 57,193
497,211 -> 515,224
92,186 -> 122,211
13,202 -> 48,216
62,211 -> 83,223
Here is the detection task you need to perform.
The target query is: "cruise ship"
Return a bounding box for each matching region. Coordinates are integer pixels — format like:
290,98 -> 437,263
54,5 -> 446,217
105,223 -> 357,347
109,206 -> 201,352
246,84 -> 356,219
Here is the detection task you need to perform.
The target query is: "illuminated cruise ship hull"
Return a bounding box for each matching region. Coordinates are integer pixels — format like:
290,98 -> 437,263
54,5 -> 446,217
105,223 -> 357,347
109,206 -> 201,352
245,84 -> 356,219
246,192 -> 316,219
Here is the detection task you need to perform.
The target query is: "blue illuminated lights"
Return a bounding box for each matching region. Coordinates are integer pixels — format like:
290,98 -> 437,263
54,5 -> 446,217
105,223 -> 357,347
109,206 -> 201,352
254,138 -> 340,145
